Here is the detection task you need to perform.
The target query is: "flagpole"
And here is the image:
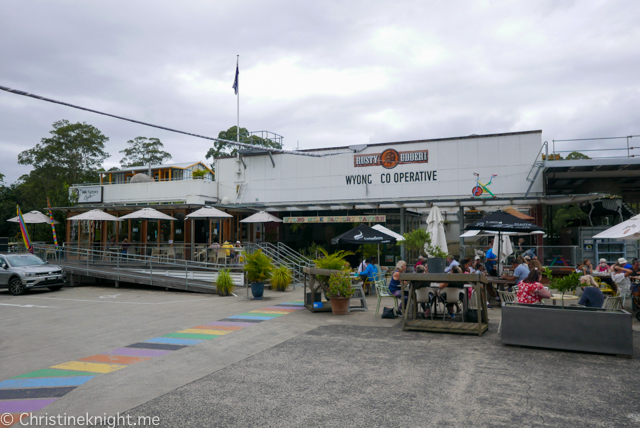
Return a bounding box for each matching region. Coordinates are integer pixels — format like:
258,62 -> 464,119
236,55 -> 239,143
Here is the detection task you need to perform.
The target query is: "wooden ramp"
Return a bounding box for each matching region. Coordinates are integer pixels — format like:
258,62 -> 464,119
57,260 -> 224,294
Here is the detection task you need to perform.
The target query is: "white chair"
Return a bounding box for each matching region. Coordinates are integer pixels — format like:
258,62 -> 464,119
415,286 -> 437,318
216,248 -> 227,265
603,296 -> 622,310
498,291 -> 517,333
165,247 -> 176,260
439,287 -> 465,321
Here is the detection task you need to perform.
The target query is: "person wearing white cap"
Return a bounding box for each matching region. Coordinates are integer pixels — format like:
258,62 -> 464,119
596,258 -> 610,273
611,258 -> 633,298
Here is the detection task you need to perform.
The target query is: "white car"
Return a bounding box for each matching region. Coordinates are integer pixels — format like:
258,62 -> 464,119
0,253 -> 66,295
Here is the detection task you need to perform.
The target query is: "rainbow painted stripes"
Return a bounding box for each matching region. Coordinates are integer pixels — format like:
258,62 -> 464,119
0,301 -> 304,425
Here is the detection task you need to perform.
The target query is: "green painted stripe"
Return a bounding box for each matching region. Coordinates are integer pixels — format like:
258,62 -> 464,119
12,369 -> 101,379
239,312 -> 284,317
163,332 -> 220,340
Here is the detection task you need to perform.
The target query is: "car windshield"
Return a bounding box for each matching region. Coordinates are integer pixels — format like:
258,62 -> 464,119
5,255 -> 46,267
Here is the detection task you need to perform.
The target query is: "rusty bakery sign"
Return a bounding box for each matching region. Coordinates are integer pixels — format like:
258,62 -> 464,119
354,149 -> 428,169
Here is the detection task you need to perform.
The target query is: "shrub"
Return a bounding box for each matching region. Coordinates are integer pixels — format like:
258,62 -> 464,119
216,269 -> 235,296
242,250 -> 273,283
314,247 -> 354,284
271,265 -> 293,291
326,270 -> 354,298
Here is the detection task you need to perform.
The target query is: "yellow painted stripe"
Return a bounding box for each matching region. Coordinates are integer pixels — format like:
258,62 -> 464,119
178,329 -> 232,336
51,361 -> 126,374
249,310 -> 290,315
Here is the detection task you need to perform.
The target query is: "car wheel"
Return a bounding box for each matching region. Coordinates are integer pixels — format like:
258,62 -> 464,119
48,286 -> 63,292
9,278 -> 26,295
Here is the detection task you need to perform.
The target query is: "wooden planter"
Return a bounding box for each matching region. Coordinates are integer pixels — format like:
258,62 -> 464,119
501,303 -> 633,357
302,267 -> 337,312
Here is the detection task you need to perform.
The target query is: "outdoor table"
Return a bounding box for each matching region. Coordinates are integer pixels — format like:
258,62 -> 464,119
543,294 -> 579,306
399,273 -> 488,336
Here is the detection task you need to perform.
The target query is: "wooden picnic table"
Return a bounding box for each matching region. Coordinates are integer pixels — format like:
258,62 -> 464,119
399,273 -> 489,336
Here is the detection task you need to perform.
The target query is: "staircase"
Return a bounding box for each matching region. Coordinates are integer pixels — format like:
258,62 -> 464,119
245,242 -> 313,284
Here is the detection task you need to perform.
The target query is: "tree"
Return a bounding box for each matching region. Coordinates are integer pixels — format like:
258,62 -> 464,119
119,137 -> 172,167
18,120 -> 109,185
16,120 -> 110,243
205,126 -> 283,160
0,171 -> 4,184
564,151 -> 591,160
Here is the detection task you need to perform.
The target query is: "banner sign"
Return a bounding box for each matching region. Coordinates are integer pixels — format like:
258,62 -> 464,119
284,215 -> 386,224
75,186 -> 103,203
354,149 -> 428,169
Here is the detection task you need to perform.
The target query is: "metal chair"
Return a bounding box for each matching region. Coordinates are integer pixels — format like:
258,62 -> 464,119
603,296 -> 622,310
498,291 -> 518,333
374,277 -> 397,316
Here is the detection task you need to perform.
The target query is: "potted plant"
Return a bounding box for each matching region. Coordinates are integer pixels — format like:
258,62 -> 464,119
401,229 -> 447,273
242,249 -> 273,300
310,248 -> 353,304
215,268 -> 235,296
271,265 -> 293,292
501,268 -> 632,356
550,271 -> 581,308
326,270 -> 354,315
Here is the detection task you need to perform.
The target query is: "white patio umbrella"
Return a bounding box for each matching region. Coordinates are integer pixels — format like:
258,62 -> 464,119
240,211 -> 282,244
240,211 -> 283,223
492,233 -> 513,272
425,206 -> 448,257
185,206 -> 233,219
593,214 -> 640,240
67,209 -> 122,221
119,208 -> 177,253
7,210 -> 59,224
186,206 -> 233,255
119,208 -> 177,221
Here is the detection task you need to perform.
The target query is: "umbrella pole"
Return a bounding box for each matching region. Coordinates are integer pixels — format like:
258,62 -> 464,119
498,231 -> 502,276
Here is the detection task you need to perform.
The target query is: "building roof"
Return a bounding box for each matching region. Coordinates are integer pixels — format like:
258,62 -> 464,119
104,161 -> 213,174
215,130 -> 543,159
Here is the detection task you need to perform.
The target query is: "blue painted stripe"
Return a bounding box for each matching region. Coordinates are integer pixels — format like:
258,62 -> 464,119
145,337 -> 204,346
228,315 -> 275,320
279,302 -> 304,306
0,376 -> 95,389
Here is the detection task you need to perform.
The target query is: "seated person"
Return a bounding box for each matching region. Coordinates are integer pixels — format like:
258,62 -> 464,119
578,275 -> 605,308
596,258 -> 610,272
415,264 -> 434,316
473,255 -> 483,271
209,241 -> 221,249
575,262 -> 585,274
461,257 -> 475,274
221,241 -> 234,257
502,257 -> 530,286
583,259 -> 593,275
516,269 -> 551,304
438,265 -> 465,318
444,255 -> 459,273
361,256 -> 379,295
388,260 -> 408,313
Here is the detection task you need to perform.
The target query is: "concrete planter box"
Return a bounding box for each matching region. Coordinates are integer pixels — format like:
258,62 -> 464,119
501,303 -> 633,357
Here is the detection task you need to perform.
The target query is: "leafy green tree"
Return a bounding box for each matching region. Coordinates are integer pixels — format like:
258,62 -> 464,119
205,126 -> 283,160
564,151 -> 590,160
0,171 -> 4,184
551,204 -> 588,230
18,120 -> 109,185
16,120 -> 110,243
119,137 -> 172,167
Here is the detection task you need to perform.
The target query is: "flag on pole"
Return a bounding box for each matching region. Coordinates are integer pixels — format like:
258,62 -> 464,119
47,197 -> 59,249
232,60 -> 239,95
16,205 -> 33,253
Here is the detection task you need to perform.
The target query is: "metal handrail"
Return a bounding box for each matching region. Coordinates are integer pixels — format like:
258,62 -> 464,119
32,243 -> 244,291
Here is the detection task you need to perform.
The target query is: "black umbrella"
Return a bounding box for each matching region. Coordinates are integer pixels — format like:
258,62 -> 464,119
465,211 -> 545,274
331,224 -> 397,245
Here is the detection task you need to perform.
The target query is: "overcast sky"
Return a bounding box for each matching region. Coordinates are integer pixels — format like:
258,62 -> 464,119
1,0 -> 638,183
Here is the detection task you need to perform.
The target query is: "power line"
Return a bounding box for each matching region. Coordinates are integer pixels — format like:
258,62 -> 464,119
0,84 -> 341,158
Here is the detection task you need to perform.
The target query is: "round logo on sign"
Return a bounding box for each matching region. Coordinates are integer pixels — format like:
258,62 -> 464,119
380,149 -> 400,169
